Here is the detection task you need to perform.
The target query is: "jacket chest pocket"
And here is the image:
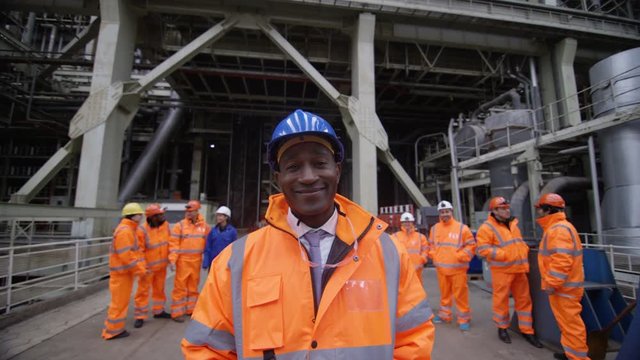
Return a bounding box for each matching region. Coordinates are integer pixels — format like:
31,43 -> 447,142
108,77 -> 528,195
246,274 -> 284,351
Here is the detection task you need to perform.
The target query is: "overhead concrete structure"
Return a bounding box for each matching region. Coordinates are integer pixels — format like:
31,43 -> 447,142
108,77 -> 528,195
1,0 -> 640,233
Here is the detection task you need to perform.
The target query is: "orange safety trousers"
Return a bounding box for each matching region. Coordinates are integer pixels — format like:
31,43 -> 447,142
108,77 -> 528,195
171,257 -> 201,318
491,271 -> 534,334
436,270 -> 471,324
134,267 -> 167,319
549,292 -> 589,360
101,272 -> 135,339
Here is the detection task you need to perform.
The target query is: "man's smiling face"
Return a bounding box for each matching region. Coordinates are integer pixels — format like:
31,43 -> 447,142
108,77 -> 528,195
275,141 -> 341,228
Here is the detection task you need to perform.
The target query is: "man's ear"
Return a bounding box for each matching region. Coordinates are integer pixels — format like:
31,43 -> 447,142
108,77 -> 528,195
274,170 -> 281,188
336,162 -> 342,183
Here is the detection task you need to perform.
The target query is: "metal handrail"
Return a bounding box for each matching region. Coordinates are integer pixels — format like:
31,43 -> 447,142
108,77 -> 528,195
0,237 -> 112,314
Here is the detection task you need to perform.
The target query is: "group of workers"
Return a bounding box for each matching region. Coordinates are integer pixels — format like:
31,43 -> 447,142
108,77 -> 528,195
103,108 -> 589,360
101,201 -> 237,340
392,194 -> 587,360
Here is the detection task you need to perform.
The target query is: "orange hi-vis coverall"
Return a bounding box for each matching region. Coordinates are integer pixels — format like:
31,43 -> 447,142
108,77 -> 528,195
428,219 -> 476,324
182,194 -> 435,359
393,224 -> 429,279
169,214 -> 210,318
102,218 -> 147,339
537,212 -> 588,360
476,215 -> 535,335
134,221 -> 170,319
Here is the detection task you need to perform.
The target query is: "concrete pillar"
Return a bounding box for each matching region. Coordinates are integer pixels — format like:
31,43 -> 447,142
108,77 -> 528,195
538,53 -> 559,132
349,13 -> 378,213
553,38 -> 581,128
73,0 -> 138,237
189,137 -> 203,200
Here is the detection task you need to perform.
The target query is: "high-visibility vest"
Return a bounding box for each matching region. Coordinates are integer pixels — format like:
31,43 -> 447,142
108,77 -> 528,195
537,212 -> 584,297
476,215 -> 529,273
181,193 -> 435,359
393,225 -> 429,271
138,221 -> 170,271
109,218 -> 146,274
169,215 -> 210,263
428,219 -> 476,275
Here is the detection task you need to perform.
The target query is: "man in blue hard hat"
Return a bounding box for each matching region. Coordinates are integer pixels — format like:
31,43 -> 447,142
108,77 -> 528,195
183,109 -> 434,359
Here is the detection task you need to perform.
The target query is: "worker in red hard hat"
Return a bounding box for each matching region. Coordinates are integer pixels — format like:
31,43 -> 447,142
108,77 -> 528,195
169,200 -> 210,322
476,196 -> 543,348
182,109 -> 435,359
535,193 -> 588,360
133,204 -> 172,328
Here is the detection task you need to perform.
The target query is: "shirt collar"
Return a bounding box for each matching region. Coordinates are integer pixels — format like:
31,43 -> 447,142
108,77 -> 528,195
286,207 -> 337,239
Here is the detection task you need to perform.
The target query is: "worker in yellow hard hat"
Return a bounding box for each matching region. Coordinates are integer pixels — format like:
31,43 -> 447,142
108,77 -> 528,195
102,203 -> 147,340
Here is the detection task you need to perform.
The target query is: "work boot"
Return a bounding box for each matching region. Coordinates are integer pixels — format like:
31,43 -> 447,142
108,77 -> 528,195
153,311 -> 171,319
522,333 -> 544,348
432,316 -> 443,324
107,330 -> 130,340
134,319 -> 144,328
553,353 -> 568,360
459,323 -> 470,331
172,316 -> 185,323
498,328 -> 511,344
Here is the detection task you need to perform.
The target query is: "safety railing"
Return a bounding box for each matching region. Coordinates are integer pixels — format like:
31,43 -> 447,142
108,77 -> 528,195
0,237 -> 111,314
581,234 -> 640,301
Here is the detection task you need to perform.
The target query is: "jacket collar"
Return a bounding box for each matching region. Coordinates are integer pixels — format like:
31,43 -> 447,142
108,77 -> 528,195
536,212 -> 566,231
120,218 -> 139,228
265,193 -> 383,245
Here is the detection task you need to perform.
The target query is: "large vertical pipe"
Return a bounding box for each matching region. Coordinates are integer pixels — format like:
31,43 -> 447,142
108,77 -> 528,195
589,47 -> 640,252
118,100 -> 183,202
21,12 -> 36,46
448,118 -> 463,220
588,136 -> 603,244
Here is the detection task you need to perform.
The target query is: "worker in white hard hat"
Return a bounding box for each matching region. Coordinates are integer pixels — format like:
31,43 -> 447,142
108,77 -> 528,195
428,200 -> 476,331
202,205 -> 237,271
393,211 -> 429,281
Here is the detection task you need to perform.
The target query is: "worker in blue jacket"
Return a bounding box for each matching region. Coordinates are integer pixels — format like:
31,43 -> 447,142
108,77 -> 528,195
202,206 -> 237,270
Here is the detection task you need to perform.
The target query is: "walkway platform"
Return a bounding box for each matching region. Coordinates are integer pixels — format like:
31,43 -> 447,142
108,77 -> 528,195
2,268 -> 562,359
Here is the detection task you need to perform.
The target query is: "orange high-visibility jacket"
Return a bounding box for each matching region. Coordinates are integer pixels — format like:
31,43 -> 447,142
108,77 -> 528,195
393,225 -> 429,270
428,219 -> 476,275
138,221 -> 170,271
476,215 -> 529,273
109,218 -> 146,275
537,212 -> 584,295
182,193 -> 435,359
169,214 -> 210,264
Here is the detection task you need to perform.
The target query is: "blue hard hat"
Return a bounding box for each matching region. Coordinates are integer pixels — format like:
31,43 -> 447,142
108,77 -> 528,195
268,109 -> 344,170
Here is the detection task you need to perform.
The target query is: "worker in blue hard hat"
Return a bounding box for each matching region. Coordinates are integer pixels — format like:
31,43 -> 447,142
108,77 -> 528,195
183,109 -> 435,359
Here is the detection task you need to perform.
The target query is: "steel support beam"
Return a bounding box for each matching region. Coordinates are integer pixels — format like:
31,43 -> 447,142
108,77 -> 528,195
539,52 -> 559,132
73,0 -> 138,237
349,13 -> 378,213
553,38 -> 582,128
0,203 -> 119,220
10,139 -> 80,204
189,137 -> 203,200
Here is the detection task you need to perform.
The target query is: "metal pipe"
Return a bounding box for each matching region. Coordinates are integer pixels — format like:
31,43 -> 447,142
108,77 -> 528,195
47,25 -> 57,57
540,176 -> 592,194
471,88 -> 522,120
529,57 -> 545,130
118,96 -> 183,203
169,145 -> 180,193
21,12 -> 36,46
588,136 -> 603,244
448,118 -> 463,220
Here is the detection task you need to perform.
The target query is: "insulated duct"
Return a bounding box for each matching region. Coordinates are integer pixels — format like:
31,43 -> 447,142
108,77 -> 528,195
118,99 -> 183,202
589,47 -> 640,251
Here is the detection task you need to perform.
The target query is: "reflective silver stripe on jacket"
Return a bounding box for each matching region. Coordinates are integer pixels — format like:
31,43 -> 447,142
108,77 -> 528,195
229,235 -> 248,359
434,262 -> 468,269
380,232 -> 400,350
184,319 -> 236,351
111,245 -> 133,255
146,241 -> 169,250
109,259 -> 141,272
396,298 -> 433,332
489,258 -> 528,267
147,258 -> 169,267
241,345 -> 395,360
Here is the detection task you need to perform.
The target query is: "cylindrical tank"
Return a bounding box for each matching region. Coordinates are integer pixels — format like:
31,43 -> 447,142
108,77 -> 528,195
589,48 -> 640,252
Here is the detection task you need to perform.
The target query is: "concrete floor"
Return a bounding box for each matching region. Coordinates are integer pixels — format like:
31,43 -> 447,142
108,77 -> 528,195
2,267 -> 562,360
